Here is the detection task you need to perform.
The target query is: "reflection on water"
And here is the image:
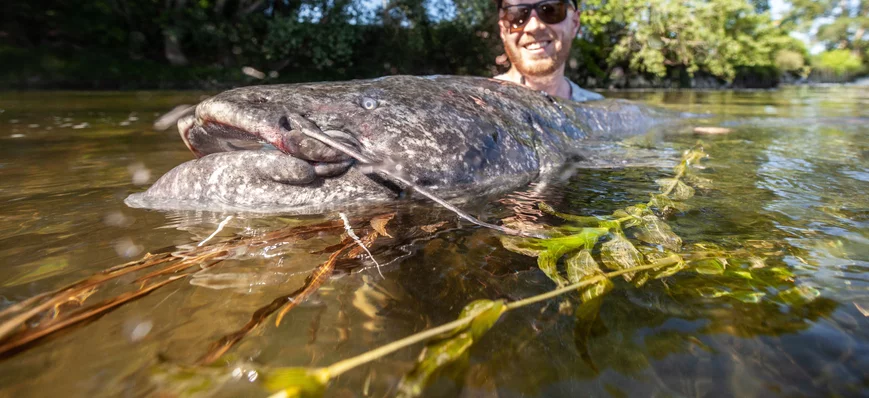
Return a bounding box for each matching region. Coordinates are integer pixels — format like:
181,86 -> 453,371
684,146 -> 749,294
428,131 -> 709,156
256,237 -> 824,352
0,87 -> 867,397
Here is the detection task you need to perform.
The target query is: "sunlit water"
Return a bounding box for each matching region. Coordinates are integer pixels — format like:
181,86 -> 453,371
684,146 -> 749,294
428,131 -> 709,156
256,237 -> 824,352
0,86 -> 866,397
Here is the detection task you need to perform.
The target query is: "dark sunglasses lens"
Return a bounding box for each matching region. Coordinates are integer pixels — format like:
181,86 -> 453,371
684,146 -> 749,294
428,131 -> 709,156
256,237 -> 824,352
537,1 -> 568,24
505,7 -> 531,28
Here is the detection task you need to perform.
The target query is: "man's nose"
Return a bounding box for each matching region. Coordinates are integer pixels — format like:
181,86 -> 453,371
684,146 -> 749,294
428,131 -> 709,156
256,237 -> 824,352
524,10 -> 546,32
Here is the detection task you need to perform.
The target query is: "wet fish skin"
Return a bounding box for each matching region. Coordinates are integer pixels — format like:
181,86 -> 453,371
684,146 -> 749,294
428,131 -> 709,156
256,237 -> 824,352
126,75 -> 661,213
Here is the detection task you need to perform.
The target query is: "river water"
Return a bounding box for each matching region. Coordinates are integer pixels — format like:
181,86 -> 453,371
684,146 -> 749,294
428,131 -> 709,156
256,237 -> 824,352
0,86 -> 866,397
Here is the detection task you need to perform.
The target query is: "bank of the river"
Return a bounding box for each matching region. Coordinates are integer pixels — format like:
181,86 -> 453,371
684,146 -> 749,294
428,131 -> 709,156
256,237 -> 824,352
5,46 -> 856,91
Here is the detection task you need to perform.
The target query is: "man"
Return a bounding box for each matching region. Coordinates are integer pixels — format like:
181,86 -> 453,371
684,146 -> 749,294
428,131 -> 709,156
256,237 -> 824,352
494,0 -> 603,102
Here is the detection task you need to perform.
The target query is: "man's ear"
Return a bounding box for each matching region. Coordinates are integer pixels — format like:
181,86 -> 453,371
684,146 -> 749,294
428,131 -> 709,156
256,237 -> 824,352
571,10 -> 581,36
498,19 -> 510,41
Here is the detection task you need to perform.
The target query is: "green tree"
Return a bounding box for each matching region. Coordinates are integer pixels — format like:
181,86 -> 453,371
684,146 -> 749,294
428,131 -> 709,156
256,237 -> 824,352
0,0 -> 813,88
814,48 -> 864,79
782,0 -> 868,57
578,0 -> 794,85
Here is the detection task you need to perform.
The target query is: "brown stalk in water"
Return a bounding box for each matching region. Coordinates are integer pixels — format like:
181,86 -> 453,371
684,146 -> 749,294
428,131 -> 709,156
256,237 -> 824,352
0,252 -> 175,341
0,219 -> 350,358
197,224 -> 386,366
272,222 -> 385,328
274,247 -> 346,327
195,283 -> 310,365
195,246 -> 349,366
135,251 -> 228,284
0,274 -> 190,356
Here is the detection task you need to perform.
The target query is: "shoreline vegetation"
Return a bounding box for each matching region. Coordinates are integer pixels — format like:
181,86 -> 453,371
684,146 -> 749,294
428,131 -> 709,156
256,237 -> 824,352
2,44 -> 864,91
1,0 -> 866,90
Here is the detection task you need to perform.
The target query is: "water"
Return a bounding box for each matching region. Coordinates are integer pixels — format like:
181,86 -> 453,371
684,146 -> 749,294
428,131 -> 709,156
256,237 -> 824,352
0,87 -> 866,397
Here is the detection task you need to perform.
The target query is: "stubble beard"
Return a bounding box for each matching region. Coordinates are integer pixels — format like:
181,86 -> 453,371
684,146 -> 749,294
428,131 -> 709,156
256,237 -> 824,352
504,35 -> 572,77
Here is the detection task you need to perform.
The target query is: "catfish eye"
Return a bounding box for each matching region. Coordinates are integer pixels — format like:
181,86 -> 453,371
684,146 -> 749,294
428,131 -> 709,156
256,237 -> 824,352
361,97 -> 378,110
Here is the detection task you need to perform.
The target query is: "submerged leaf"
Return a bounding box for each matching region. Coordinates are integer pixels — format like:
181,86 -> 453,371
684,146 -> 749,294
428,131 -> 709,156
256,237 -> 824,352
537,229 -> 608,286
150,362 -> 225,397
766,267 -> 796,282
683,174 -> 713,189
433,299 -> 503,340
729,270 -> 754,280
631,272 -> 651,288
691,258 -> 727,275
747,257 -> 767,269
688,242 -> 728,256
648,193 -> 690,214
682,148 -> 707,166
264,367 -> 330,398
600,234 -> 643,281
502,228 -> 608,287
655,179 -> 695,200
654,178 -> 676,191
633,215 -> 682,251
465,300 -> 507,339
697,287 -> 730,298
580,278 -> 614,303
153,361 -> 277,398
648,253 -> 686,279
397,300 -> 506,398
499,236 -> 545,257
598,220 -> 622,233
612,209 -> 643,229
573,296 -> 605,372
671,181 -> 695,200
630,248 -> 683,286
538,228 -> 609,253
778,286 -> 820,305
538,250 -> 570,287
566,250 -> 602,284
538,203 -> 603,225
369,213 -> 395,238
399,333 -> 473,398
625,205 -> 653,218
730,291 -> 765,303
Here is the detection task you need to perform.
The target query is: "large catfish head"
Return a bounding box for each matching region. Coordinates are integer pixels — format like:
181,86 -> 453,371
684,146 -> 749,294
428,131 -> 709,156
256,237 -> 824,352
181,75 -> 548,188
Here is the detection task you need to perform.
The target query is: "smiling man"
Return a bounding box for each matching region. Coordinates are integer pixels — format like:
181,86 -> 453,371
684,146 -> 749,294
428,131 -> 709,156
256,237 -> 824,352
494,0 -> 603,102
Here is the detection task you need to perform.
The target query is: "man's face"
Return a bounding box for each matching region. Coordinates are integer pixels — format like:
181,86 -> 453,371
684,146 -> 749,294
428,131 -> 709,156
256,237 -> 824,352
499,0 -> 580,77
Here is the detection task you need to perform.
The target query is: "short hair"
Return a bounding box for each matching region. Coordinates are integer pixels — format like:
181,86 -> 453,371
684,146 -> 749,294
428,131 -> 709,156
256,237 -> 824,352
496,0 -> 579,10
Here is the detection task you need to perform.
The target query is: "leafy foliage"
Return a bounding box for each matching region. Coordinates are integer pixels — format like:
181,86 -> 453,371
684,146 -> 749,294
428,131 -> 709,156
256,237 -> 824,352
396,299 -> 506,397
814,49 -> 865,80
781,0 -> 868,80
264,368 -> 331,398
0,0 -> 827,88
501,146 -> 708,290
575,0 -> 800,86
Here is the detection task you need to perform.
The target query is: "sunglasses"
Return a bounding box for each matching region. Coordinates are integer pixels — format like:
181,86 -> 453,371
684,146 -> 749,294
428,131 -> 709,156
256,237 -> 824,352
501,0 -> 574,32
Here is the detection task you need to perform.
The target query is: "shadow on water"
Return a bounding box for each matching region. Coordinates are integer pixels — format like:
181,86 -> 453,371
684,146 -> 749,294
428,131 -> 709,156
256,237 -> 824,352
0,87 -> 867,397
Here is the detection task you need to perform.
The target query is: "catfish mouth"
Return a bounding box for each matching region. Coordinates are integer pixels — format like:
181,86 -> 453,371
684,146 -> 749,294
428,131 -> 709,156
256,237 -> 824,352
178,100 -> 361,177
180,117 -> 278,158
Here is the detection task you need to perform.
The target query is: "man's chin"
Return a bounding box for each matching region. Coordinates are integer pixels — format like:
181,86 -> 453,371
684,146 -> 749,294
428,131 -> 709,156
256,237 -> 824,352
515,60 -> 559,77
505,45 -> 564,77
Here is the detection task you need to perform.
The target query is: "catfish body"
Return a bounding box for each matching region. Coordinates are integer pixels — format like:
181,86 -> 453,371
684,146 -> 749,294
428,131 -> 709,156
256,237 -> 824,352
126,75 -> 661,213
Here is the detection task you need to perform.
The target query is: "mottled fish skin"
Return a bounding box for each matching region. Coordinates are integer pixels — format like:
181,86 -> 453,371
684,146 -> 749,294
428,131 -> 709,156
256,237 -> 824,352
126,75 -> 662,213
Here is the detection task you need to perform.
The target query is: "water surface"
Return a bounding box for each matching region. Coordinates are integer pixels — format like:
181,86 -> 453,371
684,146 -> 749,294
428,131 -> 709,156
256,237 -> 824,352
0,86 -> 867,397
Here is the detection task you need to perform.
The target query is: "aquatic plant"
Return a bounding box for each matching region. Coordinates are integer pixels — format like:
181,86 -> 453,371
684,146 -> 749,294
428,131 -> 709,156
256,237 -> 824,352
0,142 -> 817,397
142,143 -> 733,397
